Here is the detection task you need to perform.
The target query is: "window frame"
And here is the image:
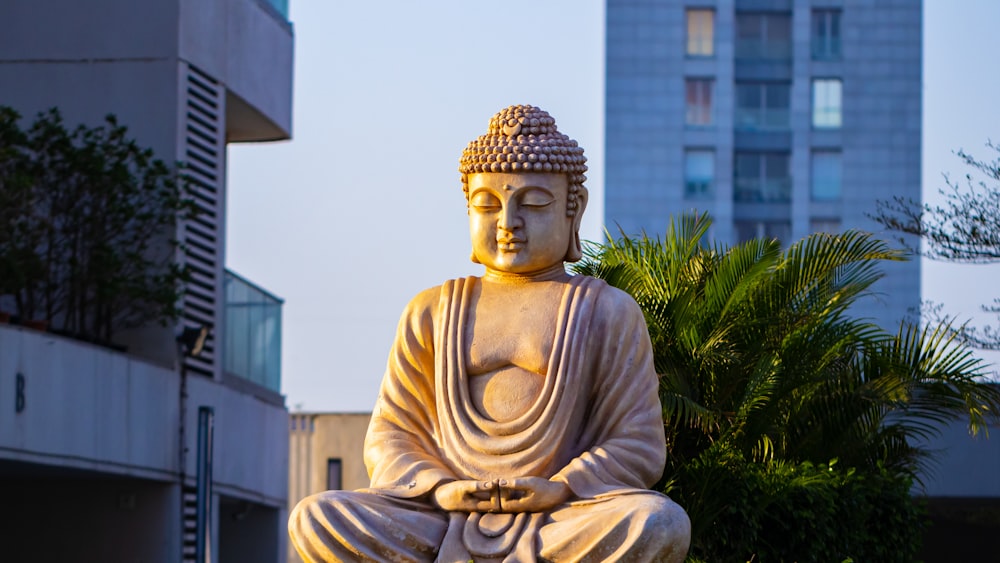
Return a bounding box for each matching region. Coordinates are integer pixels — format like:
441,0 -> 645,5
811,150 -> 843,201
735,81 -> 791,130
812,9 -> 842,60
685,78 -> 715,126
735,11 -> 792,60
326,458 -> 343,490
684,149 -> 716,199
812,78 -> 843,129
686,8 -> 715,57
734,151 -> 791,202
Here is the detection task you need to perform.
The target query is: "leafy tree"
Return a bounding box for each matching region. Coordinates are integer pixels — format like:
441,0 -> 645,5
0,106 -> 197,345
871,142 -> 1000,350
0,107 -> 42,309
573,213 -> 1000,560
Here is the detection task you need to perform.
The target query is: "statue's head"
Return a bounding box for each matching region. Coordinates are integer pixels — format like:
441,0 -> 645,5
458,105 -> 588,272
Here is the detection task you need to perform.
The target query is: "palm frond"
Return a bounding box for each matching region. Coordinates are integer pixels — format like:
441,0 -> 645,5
581,213 -> 996,482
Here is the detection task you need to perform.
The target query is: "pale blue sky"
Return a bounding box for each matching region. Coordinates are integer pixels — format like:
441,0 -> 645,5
228,1 -> 1000,412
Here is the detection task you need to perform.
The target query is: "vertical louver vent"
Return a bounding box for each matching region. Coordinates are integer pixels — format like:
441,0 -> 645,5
182,64 -> 223,379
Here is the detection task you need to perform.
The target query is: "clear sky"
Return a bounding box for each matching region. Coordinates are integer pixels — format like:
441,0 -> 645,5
227,1 -> 1000,412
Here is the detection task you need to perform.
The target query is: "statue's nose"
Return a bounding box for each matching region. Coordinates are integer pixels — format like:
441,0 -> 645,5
498,206 -> 523,231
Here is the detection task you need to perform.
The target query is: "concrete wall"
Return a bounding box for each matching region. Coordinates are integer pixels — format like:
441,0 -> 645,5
0,325 -> 179,479
918,418 -> 1000,498
0,0 -> 179,60
188,372 -> 290,506
0,324 -> 288,506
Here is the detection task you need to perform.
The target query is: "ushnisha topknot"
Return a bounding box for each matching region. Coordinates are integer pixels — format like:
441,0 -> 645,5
459,104 -> 588,217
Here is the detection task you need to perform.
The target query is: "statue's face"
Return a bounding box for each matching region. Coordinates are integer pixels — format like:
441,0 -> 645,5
468,172 -> 573,274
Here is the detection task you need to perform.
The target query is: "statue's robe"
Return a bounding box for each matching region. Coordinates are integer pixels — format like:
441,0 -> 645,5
289,275 -> 690,562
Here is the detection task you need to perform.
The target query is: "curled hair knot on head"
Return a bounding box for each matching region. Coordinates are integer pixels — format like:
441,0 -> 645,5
458,105 -> 588,218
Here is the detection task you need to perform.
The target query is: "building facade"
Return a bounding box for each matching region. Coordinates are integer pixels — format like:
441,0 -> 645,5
605,0 -> 922,328
0,0 -> 293,560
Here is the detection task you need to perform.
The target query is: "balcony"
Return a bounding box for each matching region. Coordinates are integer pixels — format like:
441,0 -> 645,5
735,39 -> 791,60
178,0 -> 294,142
812,36 -> 842,60
223,270 -> 283,394
734,177 -> 791,202
735,107 -> 789,130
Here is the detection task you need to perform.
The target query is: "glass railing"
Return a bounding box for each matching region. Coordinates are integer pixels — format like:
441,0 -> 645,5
735,40 -> 792,60
733,178 -> 792,202
685,180 -> 713,199
223,270 -> 283,393
262,0 -> 289,20
735,108 -> 790,130
812,37 -> 842,60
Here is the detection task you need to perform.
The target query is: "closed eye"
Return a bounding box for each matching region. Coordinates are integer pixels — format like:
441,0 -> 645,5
470,191 -> 501,211
519,188 -> 555,208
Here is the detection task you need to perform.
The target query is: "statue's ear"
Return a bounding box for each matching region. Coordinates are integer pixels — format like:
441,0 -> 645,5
470,251 -> 482,264
565,186 -> 588,263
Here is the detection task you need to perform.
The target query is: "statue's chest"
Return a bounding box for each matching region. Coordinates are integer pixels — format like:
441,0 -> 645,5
463,281 -> 566,422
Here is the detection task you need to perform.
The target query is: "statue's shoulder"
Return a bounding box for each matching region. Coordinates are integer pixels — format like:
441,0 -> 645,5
401,277 -> 479,317
574,275 -> 645,321
575,275 -> 640,305
402,284 -> 444,317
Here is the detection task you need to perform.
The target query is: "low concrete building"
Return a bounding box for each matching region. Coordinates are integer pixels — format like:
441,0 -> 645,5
0,0 -> 294,560
287,412 -> 372,563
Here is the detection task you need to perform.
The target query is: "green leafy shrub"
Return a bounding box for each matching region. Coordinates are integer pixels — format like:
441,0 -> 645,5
574,213 -> 999,560
677,449 -> 925,562
0,106 -> 197,345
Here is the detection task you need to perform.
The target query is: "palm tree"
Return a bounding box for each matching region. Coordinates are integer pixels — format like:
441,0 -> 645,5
573,213 -> 1000,559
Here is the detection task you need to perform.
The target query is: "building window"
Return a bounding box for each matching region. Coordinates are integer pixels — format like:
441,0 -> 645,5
735,12 -> 791,60
735,220 -> 791,244
811,151 -> 842,200
812,10 -> 842,60
735,82 -> 790,130
685,150 -> 715,199
685,79 -> 714,126
686,9 -> 714,56
810,218 -> 842,233
812,79 -> 842,128
327,458 -> 343,490
734,152 -> 790,202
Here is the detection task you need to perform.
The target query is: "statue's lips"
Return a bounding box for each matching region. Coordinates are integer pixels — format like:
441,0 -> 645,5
497,239 -> 525,251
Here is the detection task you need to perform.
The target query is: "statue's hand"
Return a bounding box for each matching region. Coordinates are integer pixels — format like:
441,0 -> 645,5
498,477 -> 572,513
432,480 -> 496,513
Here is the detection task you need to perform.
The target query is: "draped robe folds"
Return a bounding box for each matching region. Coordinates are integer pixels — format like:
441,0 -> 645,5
289,275 -> 690,562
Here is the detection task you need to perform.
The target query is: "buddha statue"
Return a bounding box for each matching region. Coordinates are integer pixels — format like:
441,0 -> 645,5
289,105 -> 691,562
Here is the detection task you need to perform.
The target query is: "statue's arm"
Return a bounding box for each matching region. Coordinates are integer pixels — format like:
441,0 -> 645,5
552,287 -> 667,498
363,287 -> 457,499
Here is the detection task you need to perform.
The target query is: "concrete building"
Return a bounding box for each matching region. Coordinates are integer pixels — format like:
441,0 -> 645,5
287,412 -> 372,563
0,0 -> 293,560
605,0 -> 922,328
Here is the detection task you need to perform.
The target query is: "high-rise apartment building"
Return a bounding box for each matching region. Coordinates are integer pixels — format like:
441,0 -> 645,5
605,0 -> 921,327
